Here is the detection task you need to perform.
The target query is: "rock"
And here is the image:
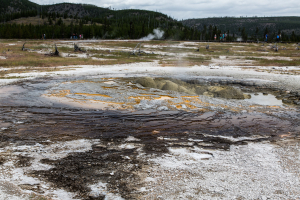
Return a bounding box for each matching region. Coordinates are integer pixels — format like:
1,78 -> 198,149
178,86 -> 193,94
161,80 -> 179,91
203,92 -> 214,98
294,101 -> 300,105
155,80 -> 168,89
282,99 -> 292,104
243,94 -> 251,99
136,77 -> 156,88
207,86 -> 245,99
195,86 -> 209,95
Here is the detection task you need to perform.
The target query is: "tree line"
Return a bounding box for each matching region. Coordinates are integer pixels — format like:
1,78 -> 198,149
1,10 -> 300,41
198,25 -> 300,42
0,11 -> 203,40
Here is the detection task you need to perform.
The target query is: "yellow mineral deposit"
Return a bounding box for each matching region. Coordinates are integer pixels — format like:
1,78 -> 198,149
74,93 -> 112,98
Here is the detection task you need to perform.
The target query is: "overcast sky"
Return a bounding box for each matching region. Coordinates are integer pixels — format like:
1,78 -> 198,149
31,0 -> 300,20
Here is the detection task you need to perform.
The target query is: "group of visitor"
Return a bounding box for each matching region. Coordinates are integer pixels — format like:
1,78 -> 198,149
41,33 -> 84,40
70,34 -> 83,39
214,33 -> 227,41
265,33 -> 281,42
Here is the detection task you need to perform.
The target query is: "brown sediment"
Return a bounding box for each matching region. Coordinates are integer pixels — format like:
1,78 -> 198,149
128,96 -> 154,100
101,86 -> 118,89
74,93 -> 112,98
47,90 -> 71,97
2,108 -> 294,200
0,91 -> 299,199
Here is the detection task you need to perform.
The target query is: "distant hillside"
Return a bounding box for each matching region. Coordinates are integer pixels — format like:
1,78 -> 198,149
182,16 -> 300,39
0,0 -> 201,40
0,0 -> 37,14
1,0 -> 300,41
38,3 -> 112,19
0,0 -> 171,21
0,0 -> 101,17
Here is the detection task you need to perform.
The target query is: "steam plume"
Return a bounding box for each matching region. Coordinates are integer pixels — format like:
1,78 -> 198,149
140,29 -> 164,40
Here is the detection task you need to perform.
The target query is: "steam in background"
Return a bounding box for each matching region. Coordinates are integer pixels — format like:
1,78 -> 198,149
140,29 -> 164,40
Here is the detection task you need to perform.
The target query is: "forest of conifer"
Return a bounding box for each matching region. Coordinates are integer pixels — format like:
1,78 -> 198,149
0,1 -> 300,41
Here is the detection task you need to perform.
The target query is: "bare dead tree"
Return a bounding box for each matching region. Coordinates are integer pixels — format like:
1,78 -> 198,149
46,44 -> 59,56
74,43 -> 86,52
130,42 -> 147,56
54,44 -> 59,56
22,43 -> 30,51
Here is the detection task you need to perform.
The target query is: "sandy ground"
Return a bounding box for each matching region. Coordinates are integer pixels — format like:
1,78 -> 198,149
0,40 -> 300,200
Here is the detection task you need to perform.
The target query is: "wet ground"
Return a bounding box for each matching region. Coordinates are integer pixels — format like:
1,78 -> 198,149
0,104 -> 300,199
0,73 -> 300,199
1,40 -> 300,199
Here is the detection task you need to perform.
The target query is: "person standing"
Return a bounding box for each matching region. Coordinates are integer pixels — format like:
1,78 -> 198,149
265,34 -> 268,42
214,34 -> 217,41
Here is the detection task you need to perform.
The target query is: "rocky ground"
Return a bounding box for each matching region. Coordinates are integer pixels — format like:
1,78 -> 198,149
0,40 -> 300,200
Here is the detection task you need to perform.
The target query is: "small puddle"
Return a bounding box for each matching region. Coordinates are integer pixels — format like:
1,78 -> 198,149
244,93 -> 283,106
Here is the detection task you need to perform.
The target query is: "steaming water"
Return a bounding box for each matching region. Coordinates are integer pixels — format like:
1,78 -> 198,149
140,29 -> 164,40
